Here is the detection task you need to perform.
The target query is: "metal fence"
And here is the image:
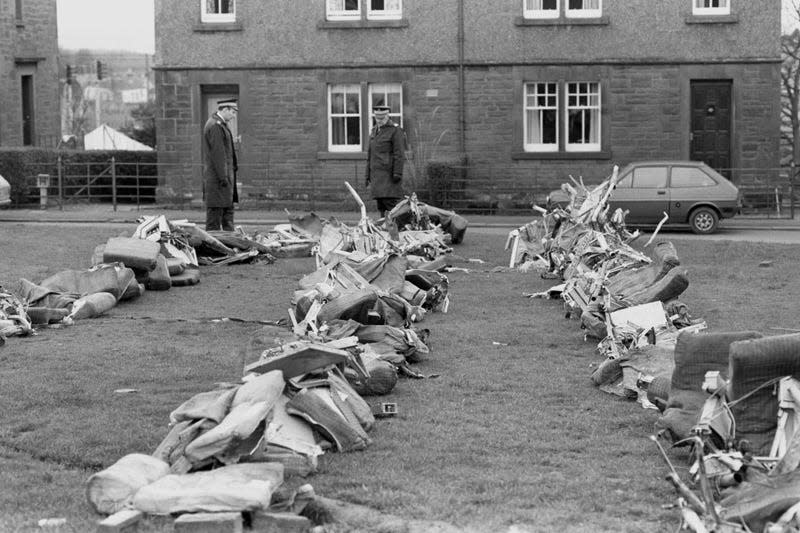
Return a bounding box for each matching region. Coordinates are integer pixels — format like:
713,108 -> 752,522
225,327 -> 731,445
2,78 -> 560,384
11,159 -> 799,218
14,157 -> 159,210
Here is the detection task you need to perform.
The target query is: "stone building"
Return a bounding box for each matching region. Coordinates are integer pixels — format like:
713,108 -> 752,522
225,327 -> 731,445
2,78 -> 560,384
0,0 -> 60,147
153,1 -> 781,210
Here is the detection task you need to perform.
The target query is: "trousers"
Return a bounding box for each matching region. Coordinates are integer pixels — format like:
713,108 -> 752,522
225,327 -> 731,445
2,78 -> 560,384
206,207 -> 235,231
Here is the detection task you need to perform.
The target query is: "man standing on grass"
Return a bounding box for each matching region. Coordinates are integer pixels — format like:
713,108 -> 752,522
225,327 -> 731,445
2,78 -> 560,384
365,104 -> 405,218
203,99 -> 239,231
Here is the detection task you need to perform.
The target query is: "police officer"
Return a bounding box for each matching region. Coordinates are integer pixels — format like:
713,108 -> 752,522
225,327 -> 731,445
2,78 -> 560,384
202,98 -> 239,231
365,104 -> 405,217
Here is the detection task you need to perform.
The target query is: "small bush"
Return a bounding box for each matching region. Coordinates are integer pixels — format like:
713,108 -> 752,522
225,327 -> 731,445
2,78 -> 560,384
0,148 -> 58,204
424,158 -> 466,208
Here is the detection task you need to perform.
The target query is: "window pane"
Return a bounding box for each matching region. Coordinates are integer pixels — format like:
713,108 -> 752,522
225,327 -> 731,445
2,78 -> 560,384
566,82 -> 600,150
566,0 -> 600,17
524,0 -> 558,18
671,167 -> 717,187
632,167 -> 667,188
328,0 -> 360,19
524,82 -> 558,150
346,92 -> 359,114
202,0 -> 234,21
616,173 -> 632,188
346,117 -> 360,144
331,92 -> 344,115
368,0 -> 401,19
541,110 -> 557,143
329,84 -> 361,150
526,0 -> 557,9
693,0 -> 728,14
332,117 -> 347,145
369,82 -> 403,126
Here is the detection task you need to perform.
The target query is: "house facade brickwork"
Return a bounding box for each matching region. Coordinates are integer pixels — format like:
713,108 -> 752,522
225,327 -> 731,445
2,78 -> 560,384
154,0 -> 781,211
0,0 -> 60,147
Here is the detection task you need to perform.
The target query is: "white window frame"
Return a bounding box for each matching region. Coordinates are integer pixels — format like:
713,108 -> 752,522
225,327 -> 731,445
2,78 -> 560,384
200,0 -> 236,23
327,0 -> 361,21
565,81 -> 601,152
692,0 -> 729,16
524,82 -> 559,152
328,84 -> 362,152
565,0 -> 602,18
523,0 -> 560,19
367,83 -> 403,128
367,0 -> 402,20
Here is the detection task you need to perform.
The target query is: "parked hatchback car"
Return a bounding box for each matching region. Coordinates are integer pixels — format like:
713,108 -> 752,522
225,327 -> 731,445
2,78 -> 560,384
0,174 -> 10,206
548,161 -> 740,234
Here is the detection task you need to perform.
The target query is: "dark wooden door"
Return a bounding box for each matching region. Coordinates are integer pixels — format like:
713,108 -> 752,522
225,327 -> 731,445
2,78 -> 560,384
21,74 -> 34,146
690,80 -> 732,179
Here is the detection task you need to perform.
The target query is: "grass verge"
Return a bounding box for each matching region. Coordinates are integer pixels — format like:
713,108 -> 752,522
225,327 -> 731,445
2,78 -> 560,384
0,223 -> 797,532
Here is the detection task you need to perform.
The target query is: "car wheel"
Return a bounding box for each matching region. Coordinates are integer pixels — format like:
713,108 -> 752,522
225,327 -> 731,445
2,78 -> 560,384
689,207 -> 719,234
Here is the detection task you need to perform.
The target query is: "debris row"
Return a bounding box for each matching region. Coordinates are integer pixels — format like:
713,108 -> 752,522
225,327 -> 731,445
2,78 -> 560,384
508,166 -> 800,532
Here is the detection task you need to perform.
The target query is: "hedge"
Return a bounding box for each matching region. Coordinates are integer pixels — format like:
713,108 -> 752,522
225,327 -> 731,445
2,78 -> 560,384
0,148 -> 158,205
423,158 -> 466,208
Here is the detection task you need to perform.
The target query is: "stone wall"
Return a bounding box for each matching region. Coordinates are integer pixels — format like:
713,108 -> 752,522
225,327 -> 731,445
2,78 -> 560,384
0,0 -> 60,147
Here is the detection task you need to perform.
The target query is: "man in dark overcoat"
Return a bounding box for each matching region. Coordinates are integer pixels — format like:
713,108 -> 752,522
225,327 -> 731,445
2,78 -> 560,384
203,99 -> 239,231
365,104 -> 405,217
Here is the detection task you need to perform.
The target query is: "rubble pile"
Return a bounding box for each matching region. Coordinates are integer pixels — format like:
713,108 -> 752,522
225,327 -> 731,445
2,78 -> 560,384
63,185 -> 469,531
509,166 -> 800,532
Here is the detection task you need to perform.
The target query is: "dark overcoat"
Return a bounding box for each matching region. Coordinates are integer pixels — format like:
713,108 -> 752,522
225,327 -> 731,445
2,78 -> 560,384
203,113 -> 238,207
365,121 -> 405,198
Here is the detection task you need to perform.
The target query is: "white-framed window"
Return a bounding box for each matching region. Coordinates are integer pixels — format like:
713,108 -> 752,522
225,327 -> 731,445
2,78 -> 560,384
327,0 -> 402,21
524,82 -> 558,152
566,82 -> 600,152
368,83 -> 403,127
201,0 -> 235,23
692,0 -> 729,16
328,84 -> 362,152
367,0 -> 402,20
327,0 -> 360,20
523,0 -> 559,19
565,0 -> 601,18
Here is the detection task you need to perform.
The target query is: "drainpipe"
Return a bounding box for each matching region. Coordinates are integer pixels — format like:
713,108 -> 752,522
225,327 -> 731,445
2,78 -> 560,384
457,0 -> 466,158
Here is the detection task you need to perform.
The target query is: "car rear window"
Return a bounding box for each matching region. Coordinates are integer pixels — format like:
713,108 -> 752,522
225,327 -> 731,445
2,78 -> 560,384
632,167 -> 667,188
670,167 -> 717,188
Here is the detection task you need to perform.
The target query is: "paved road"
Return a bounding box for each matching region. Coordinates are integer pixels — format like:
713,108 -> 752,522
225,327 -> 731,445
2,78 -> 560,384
468,224 -> 800,244
4,205 -> 800,243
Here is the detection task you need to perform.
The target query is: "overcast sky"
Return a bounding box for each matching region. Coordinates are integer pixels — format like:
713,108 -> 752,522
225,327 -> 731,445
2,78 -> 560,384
55,1 -> 799,54
57,0 -> 155,53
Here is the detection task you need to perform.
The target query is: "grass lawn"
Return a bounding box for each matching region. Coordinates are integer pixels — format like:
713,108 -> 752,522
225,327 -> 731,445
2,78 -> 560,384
0,221 -> 797,532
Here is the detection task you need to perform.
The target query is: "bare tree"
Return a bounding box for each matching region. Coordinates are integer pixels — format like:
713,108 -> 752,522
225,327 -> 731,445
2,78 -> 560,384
404,106 -> 449,194
782,0 -> 800,168
64,80 -> 91,144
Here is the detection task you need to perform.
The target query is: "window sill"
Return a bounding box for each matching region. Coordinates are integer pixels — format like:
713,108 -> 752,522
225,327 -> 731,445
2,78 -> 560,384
684,14 -> 738,25
16,21 -> 25,29
317,18 -> 409,30
317,151 -> 367,160
192,22 -> 243,32
512,150 -> 611,160
514,15 -> 609,27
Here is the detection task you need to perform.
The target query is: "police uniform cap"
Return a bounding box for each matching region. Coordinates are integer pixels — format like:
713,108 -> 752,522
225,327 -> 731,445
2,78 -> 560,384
217,99 -> 238,110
